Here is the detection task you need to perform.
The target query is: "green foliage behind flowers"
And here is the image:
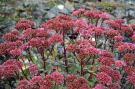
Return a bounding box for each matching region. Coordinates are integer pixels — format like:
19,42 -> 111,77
97,2 -> 117,12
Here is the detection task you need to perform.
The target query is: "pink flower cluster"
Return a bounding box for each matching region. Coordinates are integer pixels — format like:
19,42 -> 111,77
16,19 -> 35,30
66,75 -> 90,89
28,64 -> 39,76
17,72 -> 63,89
0,59 -> 23,79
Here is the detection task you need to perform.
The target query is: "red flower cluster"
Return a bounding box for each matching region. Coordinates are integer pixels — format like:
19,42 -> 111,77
48,34 -> 63,45
42,15 -> 74,32
72,8 -> 85,16
16,19 -> 35,30
117,43 -> 135,53
66,75 -> 90,89
93,84 -> 106,89
132,34 -> 135,42
115,60 -> 126,69
17,73 -> 80,89
0,60 -> 23,79
106,19 -> 124,29
84,10 -> 110,20
29,64 -> 39,76
97,72 -> 112,85
98,57 -> 115,66
104,29 -> 119,38
10,48 -> 22,57
127,74 -> 135,85
2,32 -> 18,42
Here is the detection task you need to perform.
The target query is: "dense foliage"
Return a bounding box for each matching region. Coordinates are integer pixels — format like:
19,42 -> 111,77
0,8 -> 135,89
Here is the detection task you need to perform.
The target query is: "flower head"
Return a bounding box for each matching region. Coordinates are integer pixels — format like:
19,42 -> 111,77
10,48 -> 22,57
3,60 -> 23,78
98,57 -> 115,66
93,84 -> 106,89
51,71 -> 64,85
115,60 -> 126,69
67,77 -> 89,89
2,32 -> 18,42
97,72 -> 112,85
17,79 -> 30,89
16,19 -> 35,30
127,74 -> 135,85
72,8 -> 85,16
29,64 -> 39,76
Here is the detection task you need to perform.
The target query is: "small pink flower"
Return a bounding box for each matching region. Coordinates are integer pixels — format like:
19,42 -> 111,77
3,60 -> 23,78
35,28 -> 48,37
48,34 -> 63,45
66,75 -> 77,83
72,8 -> 85,16
117,44 -> 127,53
30,76 -> 43,86
99,65 -> 113,74
100,50 -> 114,58
93,84 -> 106,89
51,71 -> 64,85
97,72 -> 112,85
66,44 -> 76,52
16,19 -> 35,30
124,66 -> 135,75
115,60 -> 126,68
100,12 -> 111,20
110,70 -> 122,82
105,29 -> 119,38
2,32 -> 18,42
114,35 -> 124,42
127,74 -> 135,85
98,57 -> 115,66
0,43 -> 8,55
28,38 -> 42,48
132,34 -> 135,42
67,77 -> 89,89
23,28 -> 35,39
10,48 -> 22,57
10,30 -> 20,36
15,40 -> 23,47
94,27 -> 104,36
108,83 -> 121,89
40,80 -> 53,89
0,65 -> 4,79
74,19 -> 88,28
17,79 -> 30,89
77,77 -> 90,89
20,43 -> 29,50
29,64 -> 39,76
45,74 -> 53,81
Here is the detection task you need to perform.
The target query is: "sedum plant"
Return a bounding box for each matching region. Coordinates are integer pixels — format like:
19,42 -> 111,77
0,8 -> 135,89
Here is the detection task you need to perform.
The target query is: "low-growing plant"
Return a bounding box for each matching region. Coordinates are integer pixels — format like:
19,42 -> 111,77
0,8 -> 135,89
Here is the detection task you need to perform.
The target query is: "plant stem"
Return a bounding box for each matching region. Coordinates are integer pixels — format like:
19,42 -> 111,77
20,67 -> 28,80
95,35 -> 97,47
27,49 -> 34,63
104,37 -> 107,49
63,32 -> 68,73
40,50 -> 47,71
80,60 -> 83,76
100,19 -> 104,26
95,19 -> 99,26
